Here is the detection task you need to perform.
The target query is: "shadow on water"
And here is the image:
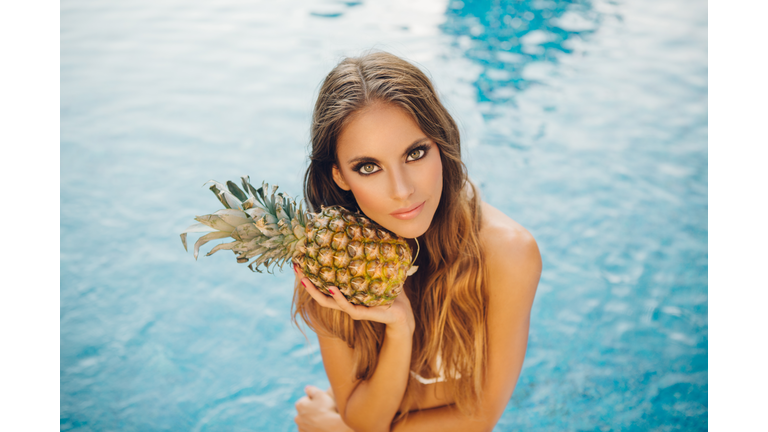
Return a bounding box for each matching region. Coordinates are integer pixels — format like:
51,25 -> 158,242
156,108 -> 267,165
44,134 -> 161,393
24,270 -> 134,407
441,0 -> 598,103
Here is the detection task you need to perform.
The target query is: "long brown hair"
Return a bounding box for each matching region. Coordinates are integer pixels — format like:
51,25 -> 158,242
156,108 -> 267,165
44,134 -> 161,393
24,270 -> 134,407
293,51 -> 488,421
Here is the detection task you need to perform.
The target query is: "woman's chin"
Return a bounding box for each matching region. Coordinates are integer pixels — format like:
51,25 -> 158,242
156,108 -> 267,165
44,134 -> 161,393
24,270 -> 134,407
384,219 -> 431,240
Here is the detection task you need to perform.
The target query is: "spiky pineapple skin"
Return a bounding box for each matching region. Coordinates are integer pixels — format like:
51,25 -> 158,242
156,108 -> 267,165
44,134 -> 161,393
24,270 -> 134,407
294,206 -> 411,307
181,176 -> 413,307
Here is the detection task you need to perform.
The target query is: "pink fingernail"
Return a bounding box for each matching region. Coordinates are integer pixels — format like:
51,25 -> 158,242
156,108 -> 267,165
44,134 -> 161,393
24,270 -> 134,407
301,279 -> 307,287
329,288 -> 335,295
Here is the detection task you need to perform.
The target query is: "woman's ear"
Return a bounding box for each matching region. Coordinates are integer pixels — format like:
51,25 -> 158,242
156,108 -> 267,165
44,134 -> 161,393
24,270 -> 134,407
332,165 -> 351,191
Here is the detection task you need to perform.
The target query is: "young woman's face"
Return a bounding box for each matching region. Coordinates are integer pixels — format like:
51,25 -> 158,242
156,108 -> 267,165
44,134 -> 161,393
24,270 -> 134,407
332,103 -> 443,239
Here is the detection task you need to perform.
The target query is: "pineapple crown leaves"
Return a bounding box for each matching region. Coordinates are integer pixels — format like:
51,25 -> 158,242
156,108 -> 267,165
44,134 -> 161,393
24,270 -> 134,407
180,176 -> 309,273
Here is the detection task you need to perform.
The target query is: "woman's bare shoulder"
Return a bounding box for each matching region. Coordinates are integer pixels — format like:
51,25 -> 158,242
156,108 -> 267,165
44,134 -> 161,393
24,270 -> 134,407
479,201 -> 538,257
479,202 -> 542,298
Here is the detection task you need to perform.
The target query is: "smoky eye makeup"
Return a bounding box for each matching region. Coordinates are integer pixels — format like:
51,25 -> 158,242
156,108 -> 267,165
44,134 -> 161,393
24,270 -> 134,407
350,140 -> 433,176
354,162 -> 380,175
406,142 -> 431,161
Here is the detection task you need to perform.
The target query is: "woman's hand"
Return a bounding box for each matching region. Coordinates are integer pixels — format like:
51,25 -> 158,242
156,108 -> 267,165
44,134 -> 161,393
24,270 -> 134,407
294,386 -> 354,432
294,263 -> 415,335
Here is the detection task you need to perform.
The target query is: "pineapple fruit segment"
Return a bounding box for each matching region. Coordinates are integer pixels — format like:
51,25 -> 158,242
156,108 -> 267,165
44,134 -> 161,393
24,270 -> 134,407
181,176 -> 412,307
300,206 -> 411,306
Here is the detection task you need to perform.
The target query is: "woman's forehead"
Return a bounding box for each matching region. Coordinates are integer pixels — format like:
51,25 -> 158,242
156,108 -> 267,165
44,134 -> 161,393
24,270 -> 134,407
336,103 -> 428,163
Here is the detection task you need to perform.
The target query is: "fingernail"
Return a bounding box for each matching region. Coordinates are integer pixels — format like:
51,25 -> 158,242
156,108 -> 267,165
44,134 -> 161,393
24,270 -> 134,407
328,288 -> 335,295
293,263 -> 298,273
301,279 -> 307,287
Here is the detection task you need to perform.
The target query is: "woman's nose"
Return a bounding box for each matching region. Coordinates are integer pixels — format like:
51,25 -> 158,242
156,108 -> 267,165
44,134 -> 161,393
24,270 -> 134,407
389,168 -> 415,201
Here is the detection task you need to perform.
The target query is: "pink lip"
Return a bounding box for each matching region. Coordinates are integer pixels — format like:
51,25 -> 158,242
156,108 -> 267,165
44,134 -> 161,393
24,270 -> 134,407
390,201 -> 425,220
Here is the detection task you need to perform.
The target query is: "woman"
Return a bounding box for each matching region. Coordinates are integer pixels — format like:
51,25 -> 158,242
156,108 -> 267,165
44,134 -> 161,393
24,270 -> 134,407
292,52 -> 541,432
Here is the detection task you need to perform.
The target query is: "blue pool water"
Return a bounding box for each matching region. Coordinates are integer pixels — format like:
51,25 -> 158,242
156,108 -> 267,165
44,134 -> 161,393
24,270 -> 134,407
61,0 -> 707,430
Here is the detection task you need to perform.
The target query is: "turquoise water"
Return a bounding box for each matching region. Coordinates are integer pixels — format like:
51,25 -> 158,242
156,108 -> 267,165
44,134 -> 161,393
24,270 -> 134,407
61,0 -> 707,430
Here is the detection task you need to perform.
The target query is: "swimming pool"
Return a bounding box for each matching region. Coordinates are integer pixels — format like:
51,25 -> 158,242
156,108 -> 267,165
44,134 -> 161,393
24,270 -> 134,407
61,0 -> 707,430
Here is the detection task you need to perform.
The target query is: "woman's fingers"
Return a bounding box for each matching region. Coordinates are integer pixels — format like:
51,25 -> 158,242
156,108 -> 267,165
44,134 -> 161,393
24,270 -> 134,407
294,261 -> 338,309
295,261 -> 413,327
328,288 -> 395,322
300,277 -> 342,310
305,385 -> 322,399
327,287 -> 366,319
295,395 -> 309,412
292,261 -> 304,278
303,279 -> 369,320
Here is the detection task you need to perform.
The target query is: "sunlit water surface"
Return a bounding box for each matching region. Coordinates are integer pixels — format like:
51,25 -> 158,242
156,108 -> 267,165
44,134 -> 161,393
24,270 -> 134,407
61,0 -> 707,430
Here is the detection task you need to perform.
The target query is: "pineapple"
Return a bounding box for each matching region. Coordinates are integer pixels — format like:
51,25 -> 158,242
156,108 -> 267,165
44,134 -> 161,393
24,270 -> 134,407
180,176 -> 416,307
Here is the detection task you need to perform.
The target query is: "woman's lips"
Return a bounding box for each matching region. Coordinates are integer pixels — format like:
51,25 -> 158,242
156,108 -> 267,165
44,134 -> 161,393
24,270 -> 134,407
390,201 -> 425,220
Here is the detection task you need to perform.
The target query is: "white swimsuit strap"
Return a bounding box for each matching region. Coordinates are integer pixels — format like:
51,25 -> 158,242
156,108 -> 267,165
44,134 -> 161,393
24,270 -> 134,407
410,370 -> 446,385
410,354 -> 461,384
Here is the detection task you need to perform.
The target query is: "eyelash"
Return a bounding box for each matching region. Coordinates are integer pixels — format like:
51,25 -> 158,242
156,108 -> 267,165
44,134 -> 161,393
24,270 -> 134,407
353,144 -> 431,176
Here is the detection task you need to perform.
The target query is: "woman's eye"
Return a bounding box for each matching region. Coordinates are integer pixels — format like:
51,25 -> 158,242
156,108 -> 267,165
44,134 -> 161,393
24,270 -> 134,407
359,163 -> 379,174
407,149 -> 426,161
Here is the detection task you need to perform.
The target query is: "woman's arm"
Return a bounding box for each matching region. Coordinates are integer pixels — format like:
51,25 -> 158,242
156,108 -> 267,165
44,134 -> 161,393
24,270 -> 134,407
298,269 -> 416,432
318,325 -> 412,432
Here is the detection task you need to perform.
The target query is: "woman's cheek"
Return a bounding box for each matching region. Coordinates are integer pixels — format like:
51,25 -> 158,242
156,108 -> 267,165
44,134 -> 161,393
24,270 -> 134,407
350,177 -> 387,216
421,152 -> 443,200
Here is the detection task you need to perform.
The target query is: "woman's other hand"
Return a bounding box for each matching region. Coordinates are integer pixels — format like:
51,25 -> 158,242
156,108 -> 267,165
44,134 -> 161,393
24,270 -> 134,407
294,386 -> 353,432
293,262 -> 415,336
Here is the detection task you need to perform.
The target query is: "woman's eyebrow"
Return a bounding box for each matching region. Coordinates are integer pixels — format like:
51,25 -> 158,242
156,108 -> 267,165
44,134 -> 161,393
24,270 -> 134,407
346,138 -> 431,166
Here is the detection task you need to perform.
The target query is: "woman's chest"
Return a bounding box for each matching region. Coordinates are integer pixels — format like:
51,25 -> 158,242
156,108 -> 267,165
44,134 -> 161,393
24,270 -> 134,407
400,286 -> 457,411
